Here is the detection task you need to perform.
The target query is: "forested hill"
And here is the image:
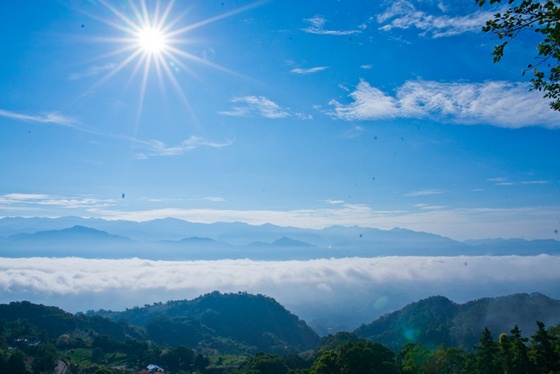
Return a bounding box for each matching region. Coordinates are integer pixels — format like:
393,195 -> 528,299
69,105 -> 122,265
0,301 -> 141,341
354,292 -> 560,351
91,291 -> 321,354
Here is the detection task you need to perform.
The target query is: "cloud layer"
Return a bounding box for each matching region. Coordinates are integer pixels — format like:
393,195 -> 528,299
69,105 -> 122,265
329,80 -> 560,128
1,256 -> 558,328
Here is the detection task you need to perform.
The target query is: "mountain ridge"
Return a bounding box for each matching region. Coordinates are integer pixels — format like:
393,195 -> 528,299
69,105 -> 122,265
0,216 -> 558,260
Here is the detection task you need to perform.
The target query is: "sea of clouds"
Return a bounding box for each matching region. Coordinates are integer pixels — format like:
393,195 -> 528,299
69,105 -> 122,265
1,255 -> 559,330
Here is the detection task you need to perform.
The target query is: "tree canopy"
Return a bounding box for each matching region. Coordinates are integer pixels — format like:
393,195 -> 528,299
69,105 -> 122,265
476,0 -> 560,109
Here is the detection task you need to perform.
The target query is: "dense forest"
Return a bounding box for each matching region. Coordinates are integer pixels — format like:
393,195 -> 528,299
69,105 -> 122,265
1,292 -> 560,373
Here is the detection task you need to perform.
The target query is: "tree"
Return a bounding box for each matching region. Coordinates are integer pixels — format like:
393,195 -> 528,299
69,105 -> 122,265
4,350 -> 29,374
309,350 -> 339,374
498,325 -> 532,374
164,345 -> 195,373
396,343 -> 432,374
423,346 -> 467,374
529,321 -> 560,373
30,342 -> 59,374
476,0 -> 560,110
336,342 -> 397,374
243,353 -> 289,374
473,327 -> 500,374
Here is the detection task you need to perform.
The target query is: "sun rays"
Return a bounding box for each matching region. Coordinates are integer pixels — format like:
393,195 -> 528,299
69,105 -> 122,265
78,0 -> 266,122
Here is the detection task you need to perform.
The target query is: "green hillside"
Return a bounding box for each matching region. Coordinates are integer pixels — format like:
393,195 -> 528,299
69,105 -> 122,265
92,291 -> 321,355
354,293 -> 560,351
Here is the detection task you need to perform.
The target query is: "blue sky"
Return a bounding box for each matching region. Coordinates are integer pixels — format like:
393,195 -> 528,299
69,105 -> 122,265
1,0 -> 560,240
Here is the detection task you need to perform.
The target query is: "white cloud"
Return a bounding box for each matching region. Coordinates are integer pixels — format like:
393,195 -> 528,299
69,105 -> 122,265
521,180 -> 550,185
328,80 -> 560,128
377,0 -> 494,38
329,80 -> 399,120
405,189 -> 444,197
135,136 -> 233,158
68,63 -> 115,80
0,109 -> 75,126
325,200 -> 345,205
220,96 -> 291,119
0,256 -> 558,327
488,177 -> 552,186
416,204 -> 446,210
0,193 -> 114,211
290,66 -> 329,74
343,124 -> 366,138
302,16 -> 363,35
204,196 -> 226,202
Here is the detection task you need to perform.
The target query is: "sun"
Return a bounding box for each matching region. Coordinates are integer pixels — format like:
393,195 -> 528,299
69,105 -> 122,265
82,0 -> 266,120
136,26 -> 168,55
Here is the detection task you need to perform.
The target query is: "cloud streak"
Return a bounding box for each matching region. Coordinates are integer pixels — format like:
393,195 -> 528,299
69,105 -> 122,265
377,0 -> 493,38
0,256 -> 558,327
405,189 -> 444,197
0,109 -> 231,159
302,16 -> 365,35
220,96 -> 291,118
328,80 -> 560,128
0,109 -> 75,126
135,136 -> 234,158
68,63 -> 116,80
0,193 -> 116,211
290,67 -> 329,74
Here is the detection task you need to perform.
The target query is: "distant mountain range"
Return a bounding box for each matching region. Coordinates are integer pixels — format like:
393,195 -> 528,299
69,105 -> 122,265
0,216 -> 559,260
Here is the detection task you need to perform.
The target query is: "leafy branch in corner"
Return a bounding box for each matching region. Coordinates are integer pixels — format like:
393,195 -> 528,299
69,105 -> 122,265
476,0 -> 560,110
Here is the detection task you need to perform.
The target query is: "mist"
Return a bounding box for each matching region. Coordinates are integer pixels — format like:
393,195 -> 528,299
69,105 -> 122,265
1,255 -> 559,330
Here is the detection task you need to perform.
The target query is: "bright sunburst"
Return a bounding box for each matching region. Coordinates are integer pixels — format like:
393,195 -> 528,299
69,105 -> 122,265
82,0 -> 265,120
136,26 -> 168,55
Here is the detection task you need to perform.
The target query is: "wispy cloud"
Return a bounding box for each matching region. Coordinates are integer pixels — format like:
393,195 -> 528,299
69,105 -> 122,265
204,196 -> 226,202
415,204 -> 446,210
343,124 -> 366,139
302,15 -> 365,35
377,0 -> 493,38
220,96 -> 293,119
521,180 -> 550,185
68,63 -> 115,80
135,136 -> 233,158
0,193 -> 115,211
0,108 -> 231,159
290,66 -> 329,74
325,200 -> 345,205
488,177 -> 551,186
405,189 -> 444,197
328,80 -> 560,128
0,109 -> 75,126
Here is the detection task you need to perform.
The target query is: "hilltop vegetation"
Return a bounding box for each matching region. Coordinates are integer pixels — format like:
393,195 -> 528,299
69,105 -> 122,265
92,291 -> 320,355
355,293 -> 560,351
1,292 -> 560,373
